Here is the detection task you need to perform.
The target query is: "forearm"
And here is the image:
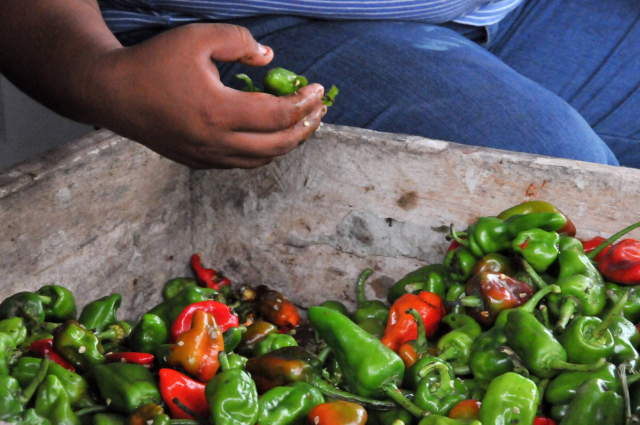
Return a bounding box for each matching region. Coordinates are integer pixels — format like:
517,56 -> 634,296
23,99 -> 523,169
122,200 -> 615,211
0,0 -> 122,125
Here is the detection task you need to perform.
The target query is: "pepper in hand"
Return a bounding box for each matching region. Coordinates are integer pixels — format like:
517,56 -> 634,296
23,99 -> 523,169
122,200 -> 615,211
263,68 -> 308,96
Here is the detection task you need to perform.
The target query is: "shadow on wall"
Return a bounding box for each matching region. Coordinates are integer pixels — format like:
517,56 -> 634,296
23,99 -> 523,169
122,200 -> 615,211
0,76 -> 93,170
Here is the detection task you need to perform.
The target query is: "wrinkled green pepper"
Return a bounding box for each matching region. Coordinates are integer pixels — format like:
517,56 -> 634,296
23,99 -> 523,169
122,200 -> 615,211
0,332 -> 21,375
36,285 -> 77,322
257,382 -> 324,425
608,315 -> 640,368
468,324 -> 514,386
53,320 -> 105,371
0,357 -> 49,419
414,361 -> 468,416
129,314 -> 168,354
162,278 -> 197,301
222,325 -> 244,354
92,363 -> 161,415
254,333 -> 298,357
78,294 -> 122,333
547,274 -> 607,331
559,378 -> 623,424
388,265 -> 448,304
602,283 -> 640,323
0,317 -> 27,347
34,374 -> 80,425
444,247 -> 477,283
478,372 -> 538,425
0,292 -> 45,327
512,228 -> 560,272
436,314 -> 481,376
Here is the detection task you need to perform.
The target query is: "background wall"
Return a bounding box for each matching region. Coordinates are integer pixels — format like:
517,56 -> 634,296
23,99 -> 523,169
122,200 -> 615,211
0,76 -> 93,170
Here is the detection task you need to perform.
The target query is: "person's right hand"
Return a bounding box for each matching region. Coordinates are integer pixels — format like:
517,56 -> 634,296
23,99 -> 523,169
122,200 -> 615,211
91,23 -> 326,169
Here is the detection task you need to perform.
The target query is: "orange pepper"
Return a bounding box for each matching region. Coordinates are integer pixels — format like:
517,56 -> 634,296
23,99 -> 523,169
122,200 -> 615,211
449,399 -> 481,420
256,285 -> 301,328
381,292 -> 445,352
125,404 -> 167,425
307,401 -> 367,425
168,309 -> 223,382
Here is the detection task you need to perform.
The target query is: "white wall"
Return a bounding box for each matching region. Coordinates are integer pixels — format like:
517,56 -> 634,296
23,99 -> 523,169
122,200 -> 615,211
0,76 -> 93,170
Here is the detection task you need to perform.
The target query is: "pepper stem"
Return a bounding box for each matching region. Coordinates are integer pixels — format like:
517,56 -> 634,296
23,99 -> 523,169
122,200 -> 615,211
539,305 -> 551,329
74,405 -> 109,417
548,356 -> 606,373
95,324 -> 125,343
521,260 -> 548,289
618,363 -> 636,425
356,269 -> 374,306
37,295 -> 52,305
417,362 -> 454,394
555,297 -> 579,332
17,356 -> 49,405
317,346 -> 332,364
499,346 -> 530,377
382,384 -> 427,418
308,376 -> 397,410
437,346 -> 460,363
455,296 -> 483,309
587,221 -> 640,260
218,351 -> 230,372
593,290 -> 631,338
406,309 -> 429,354
522,285 -> 561,314
235,74 -> 260,93
449,224 -> 469,248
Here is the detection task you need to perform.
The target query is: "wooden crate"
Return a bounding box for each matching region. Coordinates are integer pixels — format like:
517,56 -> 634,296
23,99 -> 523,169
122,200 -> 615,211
1,124 -> 639,315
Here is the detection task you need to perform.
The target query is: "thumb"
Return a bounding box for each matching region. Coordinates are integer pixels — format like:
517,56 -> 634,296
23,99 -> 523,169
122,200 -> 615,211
203,24 -> 273,67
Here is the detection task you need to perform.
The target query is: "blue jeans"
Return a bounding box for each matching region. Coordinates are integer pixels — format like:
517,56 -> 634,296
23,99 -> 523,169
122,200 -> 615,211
120,0 -> 640,167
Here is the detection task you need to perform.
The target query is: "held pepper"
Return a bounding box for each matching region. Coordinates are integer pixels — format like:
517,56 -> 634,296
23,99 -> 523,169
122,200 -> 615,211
471,252 -> 516,277
205,352 -> 259,425
162,278 -> 197,301
381,292 -> 445,352
29,338 -> 76,371
237,320 -> 278,356
0,356 -> 49,419
263,68 -> 308,96
456,272 -> 534,327
414,361 -> 468,416
78,294 -> 122,332
257,382 -> 324,425
53,320 -> 105,371
308,307 -> 424,417
0,317 -> 28,347
11,356 -> 96,409
255,285 -> 301,328
167,309 -> 224,382
598,239 -> 640,285
436,313 -> 482,376
254,333 -> 298,357
129,314 -> 168,354
170,300 -> 238,340
504,309 -> 607,379
159,368 -> 209,420
478,372 -> 539,425
147,286 -> 221,330
307,401 -> 367,425
93,362 -> 161,415
512,229 -> 561,272
388,265 -> 449,303
353,269 -> 390,324
398,309 -> 434,368
443,247 -> 478,283
246,346 -> 322,393
558,378 -> 624,425
190,253 -> 231,292
34,374 -> 80,425
35,285 -> 77,322
497,200 -> 576,236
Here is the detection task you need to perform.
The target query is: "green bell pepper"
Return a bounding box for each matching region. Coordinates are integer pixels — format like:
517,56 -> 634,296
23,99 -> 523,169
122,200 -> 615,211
257,382 -> 324,425
206,352 -> 259,425
353,269 -> 389,325
53,320 -> 105,371
0,317 -> 28,347
436,314 -> 481,376
34,374 -> 80,425
558,235 -> 583,252
92,362 -> 161,415
512,228 -> 560,272
36,285 -> 77,322
387,264 -> 448,304
254,333 -> 298,357
414,362 -> 468,416
478,372 -> 538,425
162,278 -> 197,301
78,294 -> 122,333
443,247 -> 477,283
263,68 -> 308,96
559,378 -> 624,424
129,314 -> 168,354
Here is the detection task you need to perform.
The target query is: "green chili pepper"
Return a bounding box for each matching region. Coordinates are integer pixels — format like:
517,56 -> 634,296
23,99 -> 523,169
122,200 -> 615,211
436,314 -> 481,376
254,333 -> 298,357
0,357 -> 49,419
206,352 -> 259,425
53,320 -> 105,371
602,283 -> 640,323
353,269 -> 389,325
471,252 -> 516,276
357,318 -> 386,338
388,265 -> 448,304
444,247 -> 478,283
162,278 -> 197,301
414,362 -> 468,416
504,309 -> 606,379
11,357 -> 96,409
547,274 -> 607,331
92,362 -> 161,415
257,382 -> 324,425
445,284 -> 466,315
238,321 -> 279,357
319,300 -> 351,318
129,314 -> 168,354
478,372 -> 538,425
403,356 -> 450,391
0,292 -> 46,327
2,408 -> 52,424
0,317 -> 28,347
495,284 -> 561,326
468,325 -> 516,387
512,228 -> 560,272
371,405 -> 415,425
608,315 -> 640,369
559,378 -> 624,424
558,235 -> 583,252
147,286 -> 220,330
152,344 -> 173,370
0,332 -> 21,375
34,374 -> 80,425
36,285 -> 77,322
78,294 -> 122,333
227,353 -> 248,371
222,326 -> 244,354
417,415 -> 480,424
263,68 -> 308,96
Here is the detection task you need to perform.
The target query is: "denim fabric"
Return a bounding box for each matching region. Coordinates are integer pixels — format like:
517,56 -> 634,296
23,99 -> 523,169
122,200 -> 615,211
117,0 -> 640,166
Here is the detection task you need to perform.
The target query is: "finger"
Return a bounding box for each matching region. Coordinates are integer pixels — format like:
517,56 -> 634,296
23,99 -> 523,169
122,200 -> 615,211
223,83 -> 325,132
212,156 -> 275,170
224,102 -> 326,158
196,24 -> 274,66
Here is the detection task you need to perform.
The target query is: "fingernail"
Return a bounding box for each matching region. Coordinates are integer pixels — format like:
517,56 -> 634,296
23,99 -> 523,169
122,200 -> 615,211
258,44 -> 269,55
321,106 -> 328,116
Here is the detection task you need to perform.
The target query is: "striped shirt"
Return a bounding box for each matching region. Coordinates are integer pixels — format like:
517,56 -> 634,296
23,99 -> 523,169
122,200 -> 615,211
99,0 -> 524,35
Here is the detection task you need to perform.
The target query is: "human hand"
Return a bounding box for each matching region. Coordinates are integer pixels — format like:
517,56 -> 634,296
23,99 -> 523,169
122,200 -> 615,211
93,23 -> 326,169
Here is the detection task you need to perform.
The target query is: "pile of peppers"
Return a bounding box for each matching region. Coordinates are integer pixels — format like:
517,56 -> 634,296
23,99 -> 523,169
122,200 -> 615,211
3,201 -> 640,425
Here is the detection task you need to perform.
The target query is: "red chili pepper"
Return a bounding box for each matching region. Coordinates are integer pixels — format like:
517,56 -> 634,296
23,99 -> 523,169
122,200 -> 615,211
533,417 -> 557,425
518,237 -> 530,250
598,239 -> 640,285
105,352 -> 154,367
191,253 -> 231,291
580,236 -> 613,261
171,300 -> 239,341
159,368 -> 209,420
447,240 -> 463,252
29,339 -> 76,372
449,400 -> 481,420
381,292 -> 446,352
255,285 -> 301,328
